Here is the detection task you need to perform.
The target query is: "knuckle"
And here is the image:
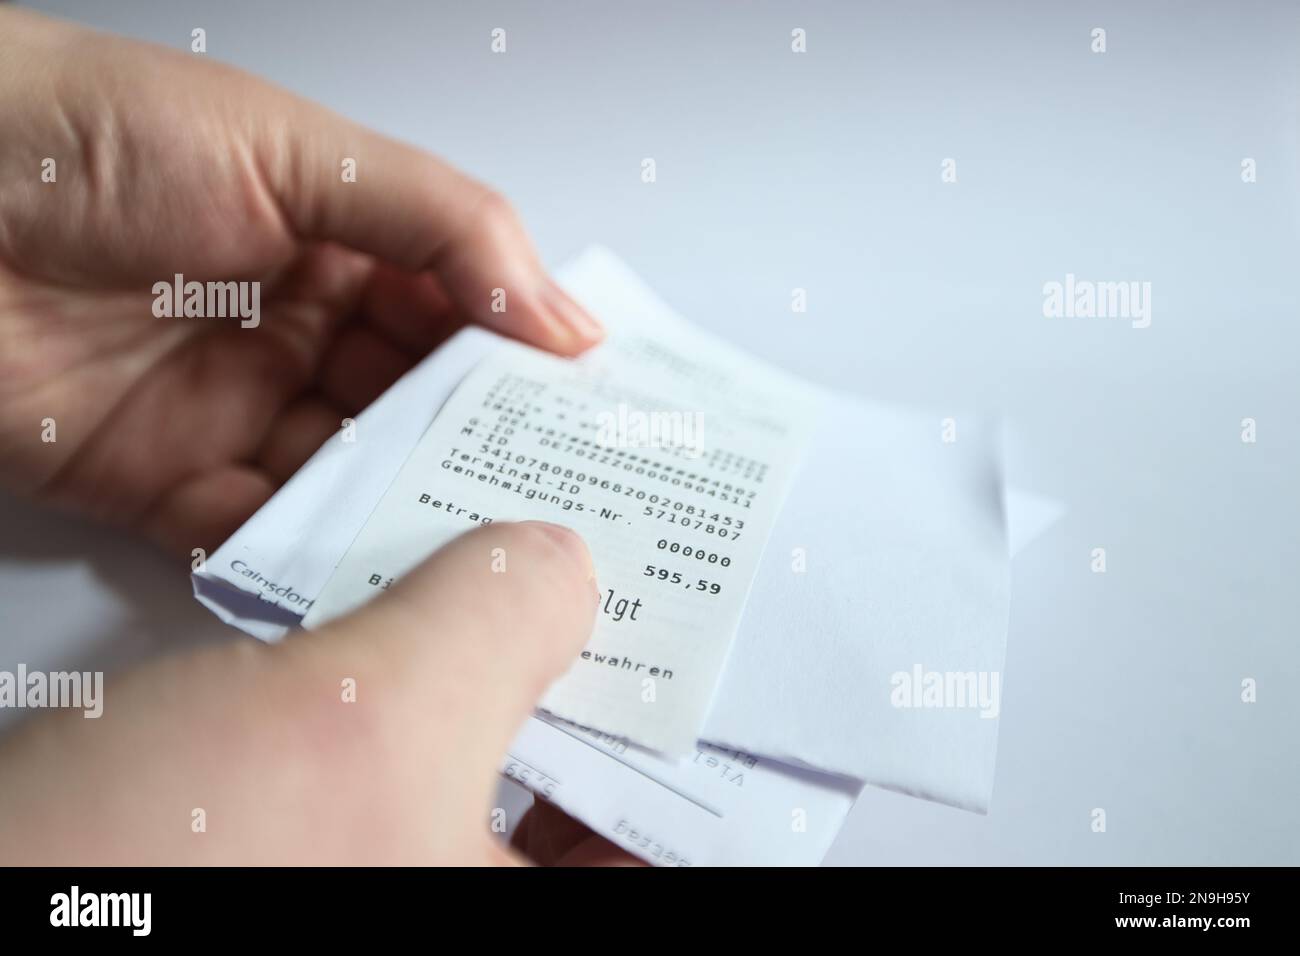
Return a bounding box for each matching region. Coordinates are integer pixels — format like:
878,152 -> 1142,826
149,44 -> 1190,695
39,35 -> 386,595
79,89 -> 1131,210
475,187 -> 517,225
471,188 -> 527,245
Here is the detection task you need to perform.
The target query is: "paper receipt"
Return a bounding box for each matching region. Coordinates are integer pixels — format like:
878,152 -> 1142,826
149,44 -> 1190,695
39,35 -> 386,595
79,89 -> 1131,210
304,329 -> 819,754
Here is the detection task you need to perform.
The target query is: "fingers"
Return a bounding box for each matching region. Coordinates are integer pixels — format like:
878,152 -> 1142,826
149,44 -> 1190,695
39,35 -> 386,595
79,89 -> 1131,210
554,834 -> 647,867
317,323 -> 415,413
358,262 -> 463,358
297,521 -> 598,817
140,464 -> 276,557
510,799 -> 646,867
255,101 -> 603,355
254,395 -> 347,483
510,798 -> 594,865
0,522 -> 597,865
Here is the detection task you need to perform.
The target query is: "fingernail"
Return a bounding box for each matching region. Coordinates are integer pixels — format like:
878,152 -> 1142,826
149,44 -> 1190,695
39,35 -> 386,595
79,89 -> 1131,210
540,279 -> 605,344
521,520 -> 596,584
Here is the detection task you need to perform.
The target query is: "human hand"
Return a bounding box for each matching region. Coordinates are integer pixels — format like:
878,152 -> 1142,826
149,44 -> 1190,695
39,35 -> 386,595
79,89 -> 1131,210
0,521 -> 637,865
0,7 -> 602,555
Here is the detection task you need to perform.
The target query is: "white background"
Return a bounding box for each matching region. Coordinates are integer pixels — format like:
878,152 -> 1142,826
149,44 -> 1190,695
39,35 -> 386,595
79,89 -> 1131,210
4,0 -> 1297,864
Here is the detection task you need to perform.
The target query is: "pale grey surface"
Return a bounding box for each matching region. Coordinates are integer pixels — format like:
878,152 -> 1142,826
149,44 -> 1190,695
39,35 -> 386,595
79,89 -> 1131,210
4,0 -> 1297,864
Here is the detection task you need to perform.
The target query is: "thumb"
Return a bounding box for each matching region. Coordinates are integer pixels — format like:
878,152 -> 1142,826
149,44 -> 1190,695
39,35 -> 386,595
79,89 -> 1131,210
255,95 -> 603,355
301,521 -> 597,811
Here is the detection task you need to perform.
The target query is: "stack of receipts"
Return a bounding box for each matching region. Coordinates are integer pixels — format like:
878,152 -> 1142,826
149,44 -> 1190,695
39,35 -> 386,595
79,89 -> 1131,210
193,247 -> 1063,865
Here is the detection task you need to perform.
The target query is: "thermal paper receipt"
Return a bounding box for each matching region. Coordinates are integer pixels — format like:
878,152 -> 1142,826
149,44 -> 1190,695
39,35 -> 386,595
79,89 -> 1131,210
304,326 -> 820,754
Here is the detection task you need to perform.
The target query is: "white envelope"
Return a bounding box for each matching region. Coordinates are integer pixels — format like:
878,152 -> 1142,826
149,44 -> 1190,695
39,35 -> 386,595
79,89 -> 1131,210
194,247 -> 1062,816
